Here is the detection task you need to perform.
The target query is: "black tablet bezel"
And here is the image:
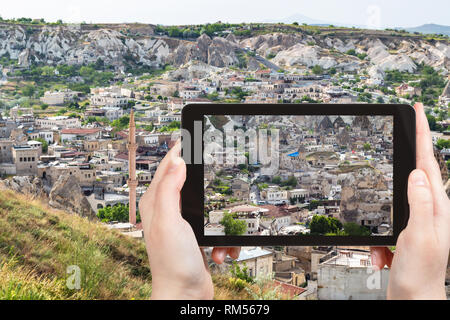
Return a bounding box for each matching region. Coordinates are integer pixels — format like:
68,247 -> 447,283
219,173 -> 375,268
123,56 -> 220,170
181,103 -> 415,246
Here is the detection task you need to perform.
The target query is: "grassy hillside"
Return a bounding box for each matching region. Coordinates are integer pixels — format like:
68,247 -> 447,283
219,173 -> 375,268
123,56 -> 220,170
0,188 -> 153,300
0,187 -> 283,300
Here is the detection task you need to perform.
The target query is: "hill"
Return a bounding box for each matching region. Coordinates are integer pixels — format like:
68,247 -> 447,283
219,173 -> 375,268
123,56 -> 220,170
0,186 -> 279,300
405,23 -> 450,36
0,188 -> 153,299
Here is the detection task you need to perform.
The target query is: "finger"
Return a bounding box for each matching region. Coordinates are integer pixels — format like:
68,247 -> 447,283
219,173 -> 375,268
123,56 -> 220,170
153,153 -> 186,221
407,169 -> 434,229
370,247 -> 391,270
414,103 -> 448,211
414,103 -> 435,170
139,140 -> 181,216
151,140 -> 182,189
211,247 -> 228,264
227,247 -> 241,260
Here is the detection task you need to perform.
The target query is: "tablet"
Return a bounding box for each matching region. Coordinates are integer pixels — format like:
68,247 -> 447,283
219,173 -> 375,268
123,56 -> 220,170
181,103 -> 415,246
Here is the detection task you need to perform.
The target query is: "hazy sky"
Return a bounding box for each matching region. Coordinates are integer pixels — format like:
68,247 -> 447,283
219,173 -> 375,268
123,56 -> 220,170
0,0 -> 448,28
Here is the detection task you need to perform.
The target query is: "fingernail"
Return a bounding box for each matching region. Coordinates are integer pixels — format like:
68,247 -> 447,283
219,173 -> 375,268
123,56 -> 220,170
410,170 -> 427,186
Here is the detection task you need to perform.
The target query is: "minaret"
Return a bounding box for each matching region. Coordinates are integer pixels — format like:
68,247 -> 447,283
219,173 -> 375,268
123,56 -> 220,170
127,109 -> 138,225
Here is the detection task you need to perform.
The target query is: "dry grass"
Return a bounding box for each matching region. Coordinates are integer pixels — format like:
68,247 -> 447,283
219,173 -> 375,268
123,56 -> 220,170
0,188 -> 152,300
0,187 -> 288,300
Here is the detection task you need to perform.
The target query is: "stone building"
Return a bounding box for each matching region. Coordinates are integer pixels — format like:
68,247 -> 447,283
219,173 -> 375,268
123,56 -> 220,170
235,247 -> 273,278
317,249 -> 389,300
231,178 -> 250,200
12,145 -> 38,175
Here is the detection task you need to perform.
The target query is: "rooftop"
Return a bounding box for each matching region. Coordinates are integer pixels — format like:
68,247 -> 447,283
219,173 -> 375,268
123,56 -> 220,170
236,247 -> 273,262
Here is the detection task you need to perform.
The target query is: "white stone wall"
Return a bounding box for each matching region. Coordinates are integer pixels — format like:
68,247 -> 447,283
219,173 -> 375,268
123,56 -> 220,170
317,265 -> 389,300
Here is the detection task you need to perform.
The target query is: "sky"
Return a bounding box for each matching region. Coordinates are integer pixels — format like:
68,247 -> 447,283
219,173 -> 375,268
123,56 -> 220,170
0,0 -> 448,28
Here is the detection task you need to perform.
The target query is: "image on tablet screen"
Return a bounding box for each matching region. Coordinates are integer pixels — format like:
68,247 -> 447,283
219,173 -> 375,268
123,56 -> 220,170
203,115 -> 393,237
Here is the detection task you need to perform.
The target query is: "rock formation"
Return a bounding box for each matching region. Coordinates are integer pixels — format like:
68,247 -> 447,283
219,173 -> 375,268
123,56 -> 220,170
339,167 -> 391,226
49,175 -> 95,218
0,23 -> 448,74
0,175 -> 47,199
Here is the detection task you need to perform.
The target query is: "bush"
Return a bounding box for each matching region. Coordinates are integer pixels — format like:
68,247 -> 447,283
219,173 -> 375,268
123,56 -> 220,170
220,213 -> 247,235
309,215 -> 343,235
230,261 -> 253,283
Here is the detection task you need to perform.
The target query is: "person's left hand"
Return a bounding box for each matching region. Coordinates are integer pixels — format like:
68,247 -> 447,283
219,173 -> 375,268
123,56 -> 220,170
139,141 -> 240,300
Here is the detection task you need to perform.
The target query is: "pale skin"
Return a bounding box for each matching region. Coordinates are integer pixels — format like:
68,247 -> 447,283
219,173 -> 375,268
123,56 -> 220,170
370,102 -> 449,300
140,102 -> 449,300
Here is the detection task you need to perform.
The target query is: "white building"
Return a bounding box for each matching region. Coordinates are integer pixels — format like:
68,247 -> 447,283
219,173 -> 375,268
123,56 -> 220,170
265,186 -> 289,204
102,106 -> 124,121
35,116 -> 81,129
317,249 -> 389,300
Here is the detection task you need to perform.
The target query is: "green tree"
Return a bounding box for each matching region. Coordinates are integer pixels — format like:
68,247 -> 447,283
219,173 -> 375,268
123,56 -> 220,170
363,143 -> 371,151
22,84 -> 35,97
35,138 -> 48,153
309,215 -> 343,235
271,176 -> 282,184
220,213 -> 247,235
97,203 -> 140,223
343,222 -> 371,236
311,65 -> 323,75
436,139 -> 450,150
230,261 -> 254,283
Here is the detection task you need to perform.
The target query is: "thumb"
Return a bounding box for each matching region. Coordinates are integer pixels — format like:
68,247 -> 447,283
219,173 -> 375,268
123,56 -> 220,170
407,169 -> 434,229
154,151 -> 186,221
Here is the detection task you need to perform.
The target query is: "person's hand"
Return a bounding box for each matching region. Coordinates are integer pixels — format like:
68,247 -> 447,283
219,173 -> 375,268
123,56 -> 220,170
371,102 -> 450,300
139,141 -> 240,300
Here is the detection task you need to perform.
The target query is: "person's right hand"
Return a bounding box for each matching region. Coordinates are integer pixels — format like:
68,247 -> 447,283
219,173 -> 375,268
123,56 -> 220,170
371,102 -> 450,300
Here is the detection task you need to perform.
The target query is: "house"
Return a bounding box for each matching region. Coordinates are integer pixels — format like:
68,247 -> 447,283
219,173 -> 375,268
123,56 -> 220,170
35,116 -> 81,129
263,186 -> 289,204
61,128 -> 102,142
272,251 -> 307,288
231,178 -> 250,200
317,249 -> 389,300
40,89 -> 82,106
395,83 -> 422,97
288,188 -> 309,202
12,145 -> 38,175
235,247 -> 273,278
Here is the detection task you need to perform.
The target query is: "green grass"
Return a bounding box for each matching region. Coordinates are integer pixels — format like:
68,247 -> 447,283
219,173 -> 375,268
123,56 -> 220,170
0,189 -> 152,300
0,187 -> 268,300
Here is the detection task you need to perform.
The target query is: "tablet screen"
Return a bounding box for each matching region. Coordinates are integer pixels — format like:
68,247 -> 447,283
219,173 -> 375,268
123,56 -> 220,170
203,115 -> 394,237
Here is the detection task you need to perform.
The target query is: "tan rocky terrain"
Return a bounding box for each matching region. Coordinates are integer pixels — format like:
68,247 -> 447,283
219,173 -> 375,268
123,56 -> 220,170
0,23 -> 448,77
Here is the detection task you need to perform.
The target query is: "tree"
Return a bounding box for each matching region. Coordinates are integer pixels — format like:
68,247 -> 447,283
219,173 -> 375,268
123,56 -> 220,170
271,176 -> 282,184
436,139 -> 450,150
426,114 -> 437,131
111,115 -> 130,131
363,143 -> 371,151
346,49 -> 356,56
96,203 -> 140,223
40,103 -> 49,110
220,212 -> 247,235
22,84 -> 35,97
35,137 -> 48,153
230,261 -> 254,283
309,215 -> 343,235
311,65 -> 323,75
343,222 -> 371,236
